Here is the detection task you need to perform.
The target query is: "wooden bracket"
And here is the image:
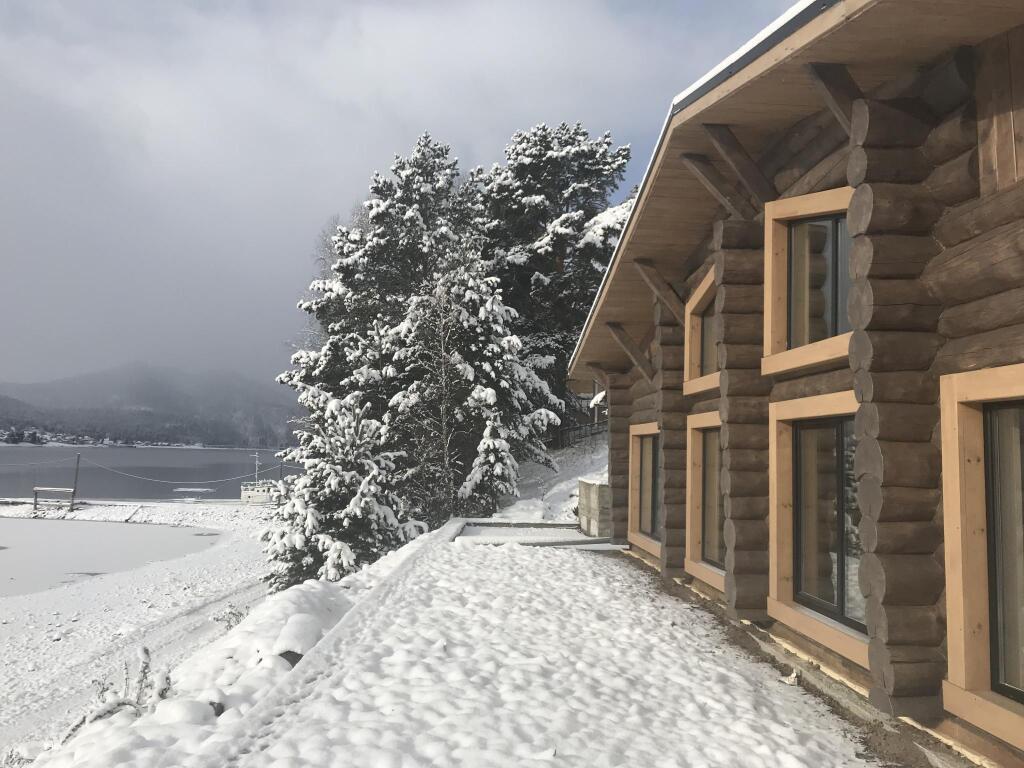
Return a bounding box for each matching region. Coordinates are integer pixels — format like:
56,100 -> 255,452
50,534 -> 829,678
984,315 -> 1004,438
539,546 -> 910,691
606,323 -> 655,383
680,153 -> 756,220
632,260 -> 687,327
703,124 -> 778,207
808,63 -> 864,136
583,363 -> 610,389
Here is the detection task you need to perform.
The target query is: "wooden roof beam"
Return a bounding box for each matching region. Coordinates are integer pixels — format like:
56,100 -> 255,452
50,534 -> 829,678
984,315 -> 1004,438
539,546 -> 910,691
680,153 -> 757,220
702,124 -> 778,207
606,323 -> 655,383
633,259 -> 687,327
808,62 -> 864,136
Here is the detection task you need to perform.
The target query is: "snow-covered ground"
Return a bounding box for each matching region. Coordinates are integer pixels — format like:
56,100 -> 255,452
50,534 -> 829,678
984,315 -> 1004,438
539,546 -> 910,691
494,433 -> 607,523
30,519 -> 879,767
0,502 -> 271,756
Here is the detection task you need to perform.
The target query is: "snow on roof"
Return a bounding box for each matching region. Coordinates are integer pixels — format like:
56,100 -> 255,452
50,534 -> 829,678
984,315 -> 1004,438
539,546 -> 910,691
671,0 -> 826,110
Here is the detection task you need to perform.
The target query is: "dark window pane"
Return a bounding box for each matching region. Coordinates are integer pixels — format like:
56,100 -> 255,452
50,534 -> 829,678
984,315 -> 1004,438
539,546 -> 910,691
638,434 -> 661,541
699,301 -> 718,376
788,215 -> 853,348
795,423 -> 839,608
701,429 -> 724,568
841,422 -> 864,624
794,417 -> 864,630
836,218 -> 852,335
985,403 -> 1024,701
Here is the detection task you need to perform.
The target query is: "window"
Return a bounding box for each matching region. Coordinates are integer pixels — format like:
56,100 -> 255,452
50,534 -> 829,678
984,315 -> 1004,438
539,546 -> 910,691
985,402 -> 1024,705
701,429 -> 725,568
792,417 -> 864,632
768,390 -> 868,668
638,432 -> 661,540
940,363 -> 1024,751
685,410 -> 725,592
787,215 -> 851,348
629,422 -> 662,558
683,269 -> 720,395
699,303 -> 717,377
763,188 -> 854,377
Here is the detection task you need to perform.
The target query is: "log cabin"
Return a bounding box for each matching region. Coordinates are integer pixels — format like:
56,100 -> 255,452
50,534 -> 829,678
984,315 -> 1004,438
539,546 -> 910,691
567,0 -> 1024,760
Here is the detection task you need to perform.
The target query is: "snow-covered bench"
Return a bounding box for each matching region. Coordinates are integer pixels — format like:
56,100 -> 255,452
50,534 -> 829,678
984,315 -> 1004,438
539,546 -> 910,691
33,486 -> 75,511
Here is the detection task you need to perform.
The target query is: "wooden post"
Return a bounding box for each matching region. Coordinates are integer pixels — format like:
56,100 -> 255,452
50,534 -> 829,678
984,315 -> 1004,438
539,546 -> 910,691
69,453 -> 81,512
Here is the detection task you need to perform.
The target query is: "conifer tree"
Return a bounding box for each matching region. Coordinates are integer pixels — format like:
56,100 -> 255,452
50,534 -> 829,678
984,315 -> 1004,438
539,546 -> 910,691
481,123 -> 631,413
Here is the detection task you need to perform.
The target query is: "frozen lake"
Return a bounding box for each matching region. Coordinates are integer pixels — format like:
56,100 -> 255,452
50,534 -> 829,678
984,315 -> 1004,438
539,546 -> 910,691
0,445 -> 292,501
0,517 -> 220,597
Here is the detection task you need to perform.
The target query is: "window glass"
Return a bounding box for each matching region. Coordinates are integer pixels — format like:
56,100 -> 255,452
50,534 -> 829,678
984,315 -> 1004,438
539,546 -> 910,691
701,429 -> 724,568
638,434 -> 661,541
985,402 -> 1024,703
788,215 -> 852,349
699,301 -> 718,376
793,417 -> 864,630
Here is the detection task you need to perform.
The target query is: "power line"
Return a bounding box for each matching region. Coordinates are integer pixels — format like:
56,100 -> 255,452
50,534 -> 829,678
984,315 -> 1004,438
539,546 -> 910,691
78,457 -> 290,485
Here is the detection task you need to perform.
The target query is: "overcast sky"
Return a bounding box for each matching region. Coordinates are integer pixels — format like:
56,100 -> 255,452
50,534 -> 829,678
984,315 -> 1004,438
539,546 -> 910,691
0,0 -> 792,384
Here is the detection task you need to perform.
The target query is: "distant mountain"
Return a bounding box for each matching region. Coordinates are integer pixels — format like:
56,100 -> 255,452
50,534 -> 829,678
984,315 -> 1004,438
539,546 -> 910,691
0,363 -> 302,447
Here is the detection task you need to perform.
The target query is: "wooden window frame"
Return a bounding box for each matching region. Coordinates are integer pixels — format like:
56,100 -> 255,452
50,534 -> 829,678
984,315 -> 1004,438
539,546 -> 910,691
628,422 -> 662,559
685,410 -> 725,592
762,187 -> 854,377
683,269 -> 721,395
768,390 -> 869,668
940,362 -> 1024,751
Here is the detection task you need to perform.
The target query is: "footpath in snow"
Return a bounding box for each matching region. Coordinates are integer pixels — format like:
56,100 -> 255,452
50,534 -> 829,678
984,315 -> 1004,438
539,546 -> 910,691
0,502 -> 270,755
35,521 -> 881,767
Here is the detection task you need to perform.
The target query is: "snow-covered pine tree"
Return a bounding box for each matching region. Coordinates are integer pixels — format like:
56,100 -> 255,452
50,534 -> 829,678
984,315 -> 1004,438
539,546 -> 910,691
387,243 -> 560,527
266,326 -> 421,591
480,123 -> 632,414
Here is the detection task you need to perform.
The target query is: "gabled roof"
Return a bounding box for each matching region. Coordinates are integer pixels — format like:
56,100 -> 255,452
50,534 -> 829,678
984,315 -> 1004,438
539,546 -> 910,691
568,0 -> 1024,386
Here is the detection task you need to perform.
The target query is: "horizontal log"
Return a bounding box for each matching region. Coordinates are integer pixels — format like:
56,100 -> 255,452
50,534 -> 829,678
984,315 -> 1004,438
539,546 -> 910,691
724,495 -> 768,521
855,438 -> 940,488
769,368 -> 854,402
847,278 -> 941,332
712,219 -> 763,250
719,369 -> 772,397
725,573 -> 769,610
688,396 -> 720,415
922,102 -> 976,167
847,183 -> 942,237
922,217 -> 1024,305
916,46 -> 974,116
854,402 -> 937,443
849,234 -> 940,280
712,313 -> 762,345
859,553 -> 944,606
722,448 -> 768,472
857,478 -> 940,523
720,423 -> 768,450
932,323 -> 1024,375
861,520 -> 942,555
866,601 -> 944,646
721,469 -> 769,498
718,344 -> 762,370
850,330 -> 941,372
720,396 -> 768,424
726,548 -> 769,575
851,98 -> 934,149
782,145 -> 848,199
869,639 -> 945,697
715,249 -> 763,285
937,286 -> 1024,339
724,518 -> 768,550
714,284 -> 763,314
934,178 -> 1024,247
853,370 -> 938,404
847,146 -> 930,187
923,148 -> 979,207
